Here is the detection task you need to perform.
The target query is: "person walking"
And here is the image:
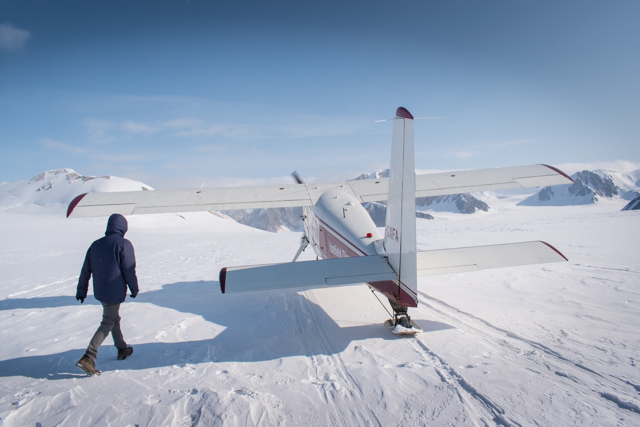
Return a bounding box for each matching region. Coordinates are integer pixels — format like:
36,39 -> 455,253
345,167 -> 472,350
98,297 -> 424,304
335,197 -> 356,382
75,213 -> 139,375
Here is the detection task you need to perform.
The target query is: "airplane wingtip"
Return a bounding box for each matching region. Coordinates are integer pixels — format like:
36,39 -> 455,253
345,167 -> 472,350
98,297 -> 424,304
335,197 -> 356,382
219,268 -> 227,293
541,164 -> 574,184
67,193 -> 88,218
396,107 -> 414,120
540,241 -> 569,262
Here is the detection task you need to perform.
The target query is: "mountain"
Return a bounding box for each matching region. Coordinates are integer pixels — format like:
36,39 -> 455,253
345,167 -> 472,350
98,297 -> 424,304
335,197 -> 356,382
356,169 -> 489,215
363,202 -> 434,227
519,169 -> 640,206
0,169 -> 153,215
416,194 -> 489,214
220,207 -> 304,232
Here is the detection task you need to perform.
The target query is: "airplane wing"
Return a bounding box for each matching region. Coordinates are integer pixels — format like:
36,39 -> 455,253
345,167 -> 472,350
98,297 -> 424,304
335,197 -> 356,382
67,183 -> 314,217
348,164 -> 574,202
416,241 -> 568,277
220,255 -> 397,293
67,164 -> 573,218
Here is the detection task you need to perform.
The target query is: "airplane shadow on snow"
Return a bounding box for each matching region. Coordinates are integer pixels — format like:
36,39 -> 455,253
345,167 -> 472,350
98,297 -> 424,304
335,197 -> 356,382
0,281 -> 453,380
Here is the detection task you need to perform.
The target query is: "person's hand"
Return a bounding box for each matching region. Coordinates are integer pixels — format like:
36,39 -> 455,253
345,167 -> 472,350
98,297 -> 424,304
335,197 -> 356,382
131,293 -> 137,299
77,296 -> 84,303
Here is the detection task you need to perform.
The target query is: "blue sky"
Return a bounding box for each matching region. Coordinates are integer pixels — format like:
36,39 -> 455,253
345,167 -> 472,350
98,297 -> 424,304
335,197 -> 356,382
2,0 -> 639,188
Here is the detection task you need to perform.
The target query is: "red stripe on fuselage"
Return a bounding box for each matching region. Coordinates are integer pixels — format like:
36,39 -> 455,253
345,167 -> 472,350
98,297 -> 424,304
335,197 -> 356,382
316,216 -> 368,257
314,215 -> 417,307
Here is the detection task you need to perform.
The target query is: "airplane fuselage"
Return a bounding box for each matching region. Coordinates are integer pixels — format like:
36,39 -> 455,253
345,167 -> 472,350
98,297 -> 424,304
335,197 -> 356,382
302,188 -> 418,307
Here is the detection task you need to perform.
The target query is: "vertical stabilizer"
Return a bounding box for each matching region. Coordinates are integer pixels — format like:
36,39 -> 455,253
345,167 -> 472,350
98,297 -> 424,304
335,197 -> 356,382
383,107 -> 418,305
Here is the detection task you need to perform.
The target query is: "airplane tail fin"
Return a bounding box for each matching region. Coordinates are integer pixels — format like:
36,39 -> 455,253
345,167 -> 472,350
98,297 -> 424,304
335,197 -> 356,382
381,107 -> 418,305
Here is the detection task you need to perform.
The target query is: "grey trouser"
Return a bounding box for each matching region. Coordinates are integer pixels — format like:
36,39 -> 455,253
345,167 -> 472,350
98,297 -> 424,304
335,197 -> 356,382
85,303 -> 127,361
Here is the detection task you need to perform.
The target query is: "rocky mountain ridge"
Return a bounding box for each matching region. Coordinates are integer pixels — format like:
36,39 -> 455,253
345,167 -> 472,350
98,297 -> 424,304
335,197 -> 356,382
520,169 -> 640,206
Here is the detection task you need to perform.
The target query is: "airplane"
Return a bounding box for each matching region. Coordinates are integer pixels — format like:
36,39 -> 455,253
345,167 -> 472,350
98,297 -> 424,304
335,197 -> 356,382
67,107 -> 573,334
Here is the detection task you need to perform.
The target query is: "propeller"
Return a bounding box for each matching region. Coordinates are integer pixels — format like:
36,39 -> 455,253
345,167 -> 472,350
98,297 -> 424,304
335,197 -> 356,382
291,171 -> 305,184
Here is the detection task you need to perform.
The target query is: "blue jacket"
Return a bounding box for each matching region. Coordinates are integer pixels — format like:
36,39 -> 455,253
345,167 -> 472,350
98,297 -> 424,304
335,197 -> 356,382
77,214 -> 139,304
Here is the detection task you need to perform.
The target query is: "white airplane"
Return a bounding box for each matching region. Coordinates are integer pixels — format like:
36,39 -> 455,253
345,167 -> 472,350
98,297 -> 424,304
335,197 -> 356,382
67,107 -> 573,334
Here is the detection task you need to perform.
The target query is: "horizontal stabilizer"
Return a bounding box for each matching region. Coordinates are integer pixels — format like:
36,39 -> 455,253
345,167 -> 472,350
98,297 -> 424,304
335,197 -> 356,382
220,255 -> 397,293
417,241 -> 567,277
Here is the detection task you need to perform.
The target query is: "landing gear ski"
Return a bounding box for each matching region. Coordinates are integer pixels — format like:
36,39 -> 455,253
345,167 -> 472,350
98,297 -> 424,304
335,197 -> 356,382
384,301 -> 422,335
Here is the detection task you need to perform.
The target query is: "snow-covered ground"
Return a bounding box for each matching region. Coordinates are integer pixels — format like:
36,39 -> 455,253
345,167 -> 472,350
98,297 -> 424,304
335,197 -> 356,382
1,197 -> 639,425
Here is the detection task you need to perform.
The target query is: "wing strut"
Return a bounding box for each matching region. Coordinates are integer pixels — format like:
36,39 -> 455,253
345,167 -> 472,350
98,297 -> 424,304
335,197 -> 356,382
292,236 -> 309,262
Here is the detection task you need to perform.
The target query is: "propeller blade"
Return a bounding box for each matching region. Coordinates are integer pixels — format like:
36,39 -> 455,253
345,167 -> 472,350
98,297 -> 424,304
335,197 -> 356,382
291,171 -> 305,184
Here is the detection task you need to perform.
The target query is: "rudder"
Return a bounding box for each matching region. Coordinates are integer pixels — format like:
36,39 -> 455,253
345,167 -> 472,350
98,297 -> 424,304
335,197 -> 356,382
382,107 -> 418,306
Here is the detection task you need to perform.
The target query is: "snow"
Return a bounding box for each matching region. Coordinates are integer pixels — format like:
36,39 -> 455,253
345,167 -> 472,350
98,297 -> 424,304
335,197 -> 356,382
1,175 -> 640,426
0,169 -> 152,217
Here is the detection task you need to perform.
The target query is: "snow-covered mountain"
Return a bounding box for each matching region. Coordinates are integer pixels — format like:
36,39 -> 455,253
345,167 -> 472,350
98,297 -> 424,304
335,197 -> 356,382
356,169 -> 489,215
220,207 -> 304,232
416,194 -> 489,214
519,169 -> 640,206
0,169 -> 153,215
362,202 -> 434,227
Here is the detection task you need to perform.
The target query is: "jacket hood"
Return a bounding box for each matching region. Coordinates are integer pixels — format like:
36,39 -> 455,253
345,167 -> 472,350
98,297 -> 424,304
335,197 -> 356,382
106,214 -> 128,237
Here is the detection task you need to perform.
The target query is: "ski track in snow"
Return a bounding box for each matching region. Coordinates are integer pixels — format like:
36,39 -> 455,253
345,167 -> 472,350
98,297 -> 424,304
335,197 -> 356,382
414,290 -> 640,425
289,291 -> 382,426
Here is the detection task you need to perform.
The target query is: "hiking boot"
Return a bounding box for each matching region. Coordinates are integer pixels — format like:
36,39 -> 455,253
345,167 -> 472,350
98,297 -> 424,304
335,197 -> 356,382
76,355 -> 99,376
117,346 -> 133,360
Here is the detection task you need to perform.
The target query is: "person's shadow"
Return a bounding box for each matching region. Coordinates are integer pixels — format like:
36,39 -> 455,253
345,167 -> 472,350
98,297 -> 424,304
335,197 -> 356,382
0,281 -> 453,379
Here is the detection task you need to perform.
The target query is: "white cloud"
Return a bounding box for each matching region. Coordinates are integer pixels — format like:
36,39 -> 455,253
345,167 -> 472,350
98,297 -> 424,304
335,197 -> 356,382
83,118 -> 116,143
121,120 -> 158,135
494,139 -> 530,148
194,144 -> 224,153
448,150 -> 473,159
0,23 -> 31,52
160,163 -> 183,170
173,124 -> 246,138
40,138 -> 86,154
40,137 -> 145,163
118,118 -> 245,138
89,153 -> 147,162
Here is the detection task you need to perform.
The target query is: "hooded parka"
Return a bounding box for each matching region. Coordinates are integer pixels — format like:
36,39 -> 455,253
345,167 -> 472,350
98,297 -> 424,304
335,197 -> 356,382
77,214 -> 139,304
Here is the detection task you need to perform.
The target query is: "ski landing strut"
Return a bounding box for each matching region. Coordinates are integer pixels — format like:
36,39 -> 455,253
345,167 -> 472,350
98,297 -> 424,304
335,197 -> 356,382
384,300 -> 423,335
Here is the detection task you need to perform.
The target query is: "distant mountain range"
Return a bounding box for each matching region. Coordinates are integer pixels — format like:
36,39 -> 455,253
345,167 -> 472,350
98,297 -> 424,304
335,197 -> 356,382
2,167 -> 638,232
519,169 -> 640,206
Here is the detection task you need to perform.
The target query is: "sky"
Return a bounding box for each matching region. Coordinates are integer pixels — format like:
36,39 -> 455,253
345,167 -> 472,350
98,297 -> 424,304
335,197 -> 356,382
1,0 -> 639,189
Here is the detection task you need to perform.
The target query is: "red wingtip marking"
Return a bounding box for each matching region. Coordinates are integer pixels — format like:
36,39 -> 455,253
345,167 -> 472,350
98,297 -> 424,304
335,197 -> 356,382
219,268 -> 227,293
396,107 -> 414,120
67,193 -> 88,218
540,164 -> 574,184
540,241 -> 569,262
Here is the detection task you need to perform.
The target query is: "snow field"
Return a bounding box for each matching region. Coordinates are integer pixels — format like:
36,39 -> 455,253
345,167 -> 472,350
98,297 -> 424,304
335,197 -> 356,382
0,203 -> 638,426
